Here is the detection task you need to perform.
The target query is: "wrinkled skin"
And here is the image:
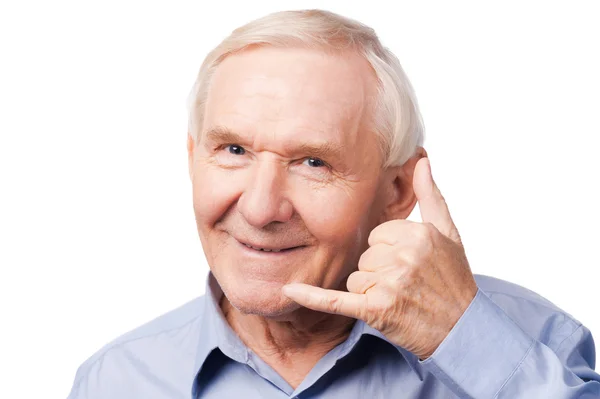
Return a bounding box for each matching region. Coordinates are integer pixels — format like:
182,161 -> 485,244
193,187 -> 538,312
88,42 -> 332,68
187,45 -> 478,365
187,47 -> 396,319
283,158 -> 478,359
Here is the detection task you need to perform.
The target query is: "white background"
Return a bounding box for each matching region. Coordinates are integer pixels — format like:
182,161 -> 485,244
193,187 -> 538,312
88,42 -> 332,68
1,1 -> 599,397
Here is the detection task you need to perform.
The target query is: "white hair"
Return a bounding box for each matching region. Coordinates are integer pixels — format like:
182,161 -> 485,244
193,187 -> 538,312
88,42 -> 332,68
187,9 -> 425,168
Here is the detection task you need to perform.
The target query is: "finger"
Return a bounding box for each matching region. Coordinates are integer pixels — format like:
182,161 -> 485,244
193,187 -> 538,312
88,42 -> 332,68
358,243 -> 398,272
282,283 -> 365,319
368,219 -> 418,247
413,157 -> 461,243
346,271 -> 378,294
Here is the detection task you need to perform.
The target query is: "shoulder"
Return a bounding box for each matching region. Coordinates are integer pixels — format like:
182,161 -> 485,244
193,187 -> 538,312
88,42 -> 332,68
68,295 -> 208,398
77,294 -> 206,369
474,274 -> 582,351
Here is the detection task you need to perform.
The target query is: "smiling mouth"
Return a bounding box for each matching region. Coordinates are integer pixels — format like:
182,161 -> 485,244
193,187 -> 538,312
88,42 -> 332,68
238,241 -> 304,253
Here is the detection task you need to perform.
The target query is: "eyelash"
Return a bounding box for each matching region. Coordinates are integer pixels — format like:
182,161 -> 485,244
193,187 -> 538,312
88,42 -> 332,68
220,144 -> 330,169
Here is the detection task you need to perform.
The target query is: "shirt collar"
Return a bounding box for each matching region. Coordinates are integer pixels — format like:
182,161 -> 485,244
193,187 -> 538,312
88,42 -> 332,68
190,273 -> 423,394
192,273 -> 248,375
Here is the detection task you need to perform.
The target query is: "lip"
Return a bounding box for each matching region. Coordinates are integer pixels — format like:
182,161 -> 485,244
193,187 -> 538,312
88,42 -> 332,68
234,238 -> 306,255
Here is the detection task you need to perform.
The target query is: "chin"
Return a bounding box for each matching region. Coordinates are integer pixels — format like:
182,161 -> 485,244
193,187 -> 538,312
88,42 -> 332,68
221,277 -> 302,317
232,296 -> 302,318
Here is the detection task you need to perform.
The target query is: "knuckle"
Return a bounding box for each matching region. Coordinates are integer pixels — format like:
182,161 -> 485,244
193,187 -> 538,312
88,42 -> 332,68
406,248 -> 422,265
382,294 -> 397,311
326,295 -> 342,313
358,251 -> 370,271
405,265 -> 421,283
369,299 -> 397,331
395,247 -> 420,266
367,228 -> 380,246
369,315 -> 386,332
373,292 -> 396,312
393,248 -> 407,264
417,224 -> 435,254
394,266 -> 419,288
369,220 -> 401,246
416,223 -> 434,241
393,271 -> 410,289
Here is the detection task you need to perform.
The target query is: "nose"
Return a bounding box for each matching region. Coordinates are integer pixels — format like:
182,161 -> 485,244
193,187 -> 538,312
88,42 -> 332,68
237,160 -> 294,228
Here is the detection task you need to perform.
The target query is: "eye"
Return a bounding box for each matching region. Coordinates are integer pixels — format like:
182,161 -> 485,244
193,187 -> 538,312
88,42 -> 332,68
303,157 -> 326,168
225,144 -> 245,155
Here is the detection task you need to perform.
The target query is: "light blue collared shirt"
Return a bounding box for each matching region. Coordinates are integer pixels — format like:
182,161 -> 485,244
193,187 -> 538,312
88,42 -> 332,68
67,273 -> 600,398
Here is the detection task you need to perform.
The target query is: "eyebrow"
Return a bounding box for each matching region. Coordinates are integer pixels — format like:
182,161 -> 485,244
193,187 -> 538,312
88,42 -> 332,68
295,140 -> 342,163
203,126 -> 345,163
204,126 -> 252,146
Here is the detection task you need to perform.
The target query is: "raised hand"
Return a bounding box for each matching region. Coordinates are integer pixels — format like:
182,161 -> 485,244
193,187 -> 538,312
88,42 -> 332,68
282,157 -> 478,360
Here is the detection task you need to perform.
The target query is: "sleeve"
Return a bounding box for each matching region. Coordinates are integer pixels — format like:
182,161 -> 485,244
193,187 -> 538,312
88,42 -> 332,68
66,356 -> 120,399
420,289 -> 600,398
66,365 -> 90,399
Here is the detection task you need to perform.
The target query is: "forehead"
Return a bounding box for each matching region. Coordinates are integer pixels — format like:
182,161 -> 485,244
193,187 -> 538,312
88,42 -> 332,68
203,46 -> 377,149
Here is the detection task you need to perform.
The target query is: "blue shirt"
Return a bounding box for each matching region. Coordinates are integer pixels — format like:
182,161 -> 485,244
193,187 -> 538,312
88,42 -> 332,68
67,273 -> 600,398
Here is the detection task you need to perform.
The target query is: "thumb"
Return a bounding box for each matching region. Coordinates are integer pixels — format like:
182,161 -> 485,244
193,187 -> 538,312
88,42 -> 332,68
413,157 -> 461,243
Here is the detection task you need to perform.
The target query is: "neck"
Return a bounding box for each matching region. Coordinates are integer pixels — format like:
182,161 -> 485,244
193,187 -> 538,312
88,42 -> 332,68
220,295 -> 355,389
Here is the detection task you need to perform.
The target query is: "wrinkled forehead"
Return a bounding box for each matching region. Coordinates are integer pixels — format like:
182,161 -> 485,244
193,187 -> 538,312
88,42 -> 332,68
202,46 -> 379,151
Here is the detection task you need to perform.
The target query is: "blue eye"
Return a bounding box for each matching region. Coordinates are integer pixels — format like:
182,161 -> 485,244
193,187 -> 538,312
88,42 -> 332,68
304,157 -> 326,167
226,145 -> 245,155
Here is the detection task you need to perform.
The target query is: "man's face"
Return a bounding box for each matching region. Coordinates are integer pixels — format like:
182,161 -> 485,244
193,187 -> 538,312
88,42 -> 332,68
189,46 -> 392,317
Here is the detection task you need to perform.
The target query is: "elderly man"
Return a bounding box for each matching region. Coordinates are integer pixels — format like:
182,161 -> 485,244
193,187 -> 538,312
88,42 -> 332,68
68,9 -> 599,399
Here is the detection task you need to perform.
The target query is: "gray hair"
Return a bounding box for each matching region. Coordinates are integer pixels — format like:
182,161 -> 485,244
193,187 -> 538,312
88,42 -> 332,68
187,9 -> 425,168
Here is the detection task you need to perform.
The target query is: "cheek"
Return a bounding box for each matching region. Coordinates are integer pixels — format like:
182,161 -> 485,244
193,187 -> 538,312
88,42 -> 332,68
292,182 -> 377,248
191,164 -> 245,227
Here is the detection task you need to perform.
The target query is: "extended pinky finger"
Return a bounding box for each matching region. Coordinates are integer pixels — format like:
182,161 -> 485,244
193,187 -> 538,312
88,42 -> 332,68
282,283 -> 366,319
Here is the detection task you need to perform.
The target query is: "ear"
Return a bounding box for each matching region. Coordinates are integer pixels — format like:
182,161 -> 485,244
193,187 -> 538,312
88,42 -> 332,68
380,146 -> 428,222
187,133 -> 195,181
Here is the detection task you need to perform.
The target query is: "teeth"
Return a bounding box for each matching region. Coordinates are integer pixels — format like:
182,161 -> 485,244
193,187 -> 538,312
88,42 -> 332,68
244,243 -> 283,252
